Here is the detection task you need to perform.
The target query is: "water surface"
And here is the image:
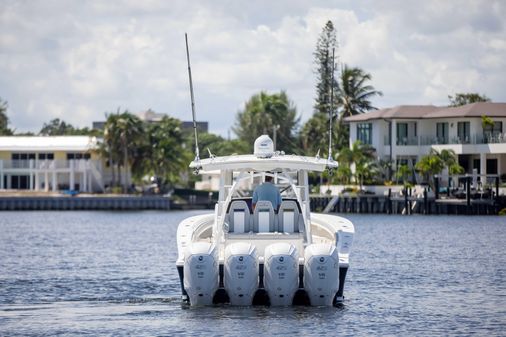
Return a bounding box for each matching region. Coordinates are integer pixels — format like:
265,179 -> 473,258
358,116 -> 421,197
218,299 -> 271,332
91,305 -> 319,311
0,211 -> 505,336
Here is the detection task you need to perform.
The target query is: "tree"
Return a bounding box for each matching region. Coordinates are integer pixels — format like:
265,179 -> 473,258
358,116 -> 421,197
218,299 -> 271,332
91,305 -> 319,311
337,65 -> 383,118
336,140 -> 377,190
233,91 -> 300,154
103,111 -> 144,191
437,149 -> 464,175
395,164 -> 412,187
39,118 -> 76,135
415,152 -> 444,190
314,20 -> 339,117
140,116 -> 192,189
0,97 -> 13,135
116,112 -> 144,192
448,93 -> 491,107
300,112 -> 339,157
196,132 -> 249,157
302,21 -> 341,157
308,21 -> 382,154
415,149 -> 464,190
39,118 -> 99,136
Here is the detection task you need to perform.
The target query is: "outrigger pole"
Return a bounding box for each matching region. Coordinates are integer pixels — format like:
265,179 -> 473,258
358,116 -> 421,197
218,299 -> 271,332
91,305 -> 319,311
185,33 -> 201,172
328,47 -> 336,162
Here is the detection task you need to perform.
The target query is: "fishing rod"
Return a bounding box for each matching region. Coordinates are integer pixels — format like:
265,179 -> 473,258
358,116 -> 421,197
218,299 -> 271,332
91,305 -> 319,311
185,33 -> 202,173
328,47 -> 335,162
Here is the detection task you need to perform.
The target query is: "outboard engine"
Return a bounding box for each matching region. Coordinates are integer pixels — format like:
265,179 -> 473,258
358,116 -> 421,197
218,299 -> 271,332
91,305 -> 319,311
224,242 -> 259,305
264,243 -> 299,306
183,242 -> 219,306
304,243 -> 339,306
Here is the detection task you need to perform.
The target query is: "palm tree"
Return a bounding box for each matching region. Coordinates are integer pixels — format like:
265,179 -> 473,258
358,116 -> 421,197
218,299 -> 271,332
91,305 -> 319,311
337,140 -> 377,191
431,149 -> 465,176
103,113 -> 121,188
395,164 -> 412,187
415,153 -> 444,190
116,112 -> 144,192
103,111 -> 144,192
337,65 -> 383,118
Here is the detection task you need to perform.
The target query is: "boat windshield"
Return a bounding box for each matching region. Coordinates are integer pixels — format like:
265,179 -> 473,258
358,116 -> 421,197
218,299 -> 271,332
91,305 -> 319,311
228,171 -> 299,200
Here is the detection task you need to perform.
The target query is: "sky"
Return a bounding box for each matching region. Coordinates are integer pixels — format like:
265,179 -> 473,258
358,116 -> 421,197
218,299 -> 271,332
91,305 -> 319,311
1,0 -> 506,136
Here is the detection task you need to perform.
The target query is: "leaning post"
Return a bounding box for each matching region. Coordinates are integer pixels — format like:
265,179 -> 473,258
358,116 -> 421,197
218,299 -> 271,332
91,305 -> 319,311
423,187 -> 428,215
495,176 -> 499,201
403,188 -> 408,215
466,176 -> 471,210
387,188 -> 392,214
434,175 -> 439,200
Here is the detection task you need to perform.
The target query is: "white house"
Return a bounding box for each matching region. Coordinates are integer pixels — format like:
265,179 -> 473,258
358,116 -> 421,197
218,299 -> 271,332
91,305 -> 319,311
344,102 -> 506,180
0,136 -> 110,193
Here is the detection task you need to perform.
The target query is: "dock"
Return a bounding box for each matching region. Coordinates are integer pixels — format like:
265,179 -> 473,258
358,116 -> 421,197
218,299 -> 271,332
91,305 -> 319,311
310,192 -> 505,215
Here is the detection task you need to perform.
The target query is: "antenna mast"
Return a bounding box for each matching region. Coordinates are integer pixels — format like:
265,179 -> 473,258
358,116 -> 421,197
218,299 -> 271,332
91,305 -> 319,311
185,33 -> 201,169
328,47 -> 336,161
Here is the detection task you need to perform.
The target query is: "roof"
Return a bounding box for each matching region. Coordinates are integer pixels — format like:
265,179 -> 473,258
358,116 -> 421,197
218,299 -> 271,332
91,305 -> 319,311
424,102 -> 506,118
190,154 -> 338,172
0,136 -> 99,151
344,102 -> 506,122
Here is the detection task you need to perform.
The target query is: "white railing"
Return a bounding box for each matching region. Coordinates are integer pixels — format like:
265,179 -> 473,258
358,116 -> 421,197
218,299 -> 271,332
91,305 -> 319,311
390,133 -> 506,146
0,159 -> 102,171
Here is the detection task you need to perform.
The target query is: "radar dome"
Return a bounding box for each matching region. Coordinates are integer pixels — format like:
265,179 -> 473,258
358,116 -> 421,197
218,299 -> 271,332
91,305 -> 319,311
254,135 -> 274,158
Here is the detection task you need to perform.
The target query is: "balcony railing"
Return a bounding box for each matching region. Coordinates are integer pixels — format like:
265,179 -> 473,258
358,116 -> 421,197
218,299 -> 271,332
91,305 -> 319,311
0,159 -> 99,170
384,132 -> 506,146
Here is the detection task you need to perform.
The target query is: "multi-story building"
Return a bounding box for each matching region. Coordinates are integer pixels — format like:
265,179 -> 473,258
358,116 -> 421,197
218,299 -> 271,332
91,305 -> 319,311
0,136 -> 107,192
345,102 -> 506,180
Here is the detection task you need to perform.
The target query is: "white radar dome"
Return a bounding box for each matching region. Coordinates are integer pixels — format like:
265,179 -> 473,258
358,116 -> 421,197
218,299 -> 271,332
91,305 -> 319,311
254,135 -> 274,158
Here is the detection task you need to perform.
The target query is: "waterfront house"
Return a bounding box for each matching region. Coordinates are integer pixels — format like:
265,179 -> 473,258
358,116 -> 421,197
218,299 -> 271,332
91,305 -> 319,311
344,102 -> 506,182
0,136 -> 108,193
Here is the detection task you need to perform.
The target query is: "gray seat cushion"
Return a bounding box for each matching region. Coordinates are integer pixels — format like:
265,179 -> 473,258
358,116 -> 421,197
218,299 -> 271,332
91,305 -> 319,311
253,200 -> 275,232
227,200 -> 251,233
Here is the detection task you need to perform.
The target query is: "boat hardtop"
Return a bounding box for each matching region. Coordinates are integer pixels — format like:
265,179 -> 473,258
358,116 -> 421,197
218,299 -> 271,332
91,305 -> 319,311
176,135 -> 354,306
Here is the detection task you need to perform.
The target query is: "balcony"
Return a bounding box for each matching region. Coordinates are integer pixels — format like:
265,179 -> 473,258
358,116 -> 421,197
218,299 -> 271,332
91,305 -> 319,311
0,159 -> 99,171
387,132 -> 506,146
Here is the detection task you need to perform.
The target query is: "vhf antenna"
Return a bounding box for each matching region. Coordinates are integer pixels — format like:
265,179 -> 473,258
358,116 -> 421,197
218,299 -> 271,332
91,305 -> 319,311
328,47 -> 336,162
185,33 -> 201,173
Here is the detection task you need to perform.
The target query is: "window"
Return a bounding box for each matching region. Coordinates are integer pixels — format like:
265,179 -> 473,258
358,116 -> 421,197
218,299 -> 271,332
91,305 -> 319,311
483,121 -> 503,134
396,123 -> 408,145
357,123 -> 372,144
457,122 -> 470,143
483,121 -> 503,142
11,153 -> 35,168
67,153 -> 90,160
11,175 -> 29,189
38,153 -> 54,160
436,123 -> 448,144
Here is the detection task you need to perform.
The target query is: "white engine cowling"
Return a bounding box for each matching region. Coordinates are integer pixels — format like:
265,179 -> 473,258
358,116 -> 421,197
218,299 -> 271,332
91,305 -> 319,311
224,242 -> 259,305
264,243 -> 299,306
183,242 -> 219,306
304,243 -> 339,306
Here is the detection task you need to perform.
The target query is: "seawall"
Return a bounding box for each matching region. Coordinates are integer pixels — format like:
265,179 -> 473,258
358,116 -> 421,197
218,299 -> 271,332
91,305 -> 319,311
0,196 -> 171,211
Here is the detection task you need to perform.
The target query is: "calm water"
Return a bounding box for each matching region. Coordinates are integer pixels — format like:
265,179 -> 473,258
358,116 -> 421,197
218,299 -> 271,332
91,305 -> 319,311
0,211 -> 505,336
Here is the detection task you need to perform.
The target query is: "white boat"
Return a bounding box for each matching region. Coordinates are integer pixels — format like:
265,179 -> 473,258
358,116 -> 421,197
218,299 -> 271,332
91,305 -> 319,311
175,135 -> 354,306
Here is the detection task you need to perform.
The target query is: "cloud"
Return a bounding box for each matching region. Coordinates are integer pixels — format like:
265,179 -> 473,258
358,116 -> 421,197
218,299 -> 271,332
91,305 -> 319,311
0,0 -> 505,137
